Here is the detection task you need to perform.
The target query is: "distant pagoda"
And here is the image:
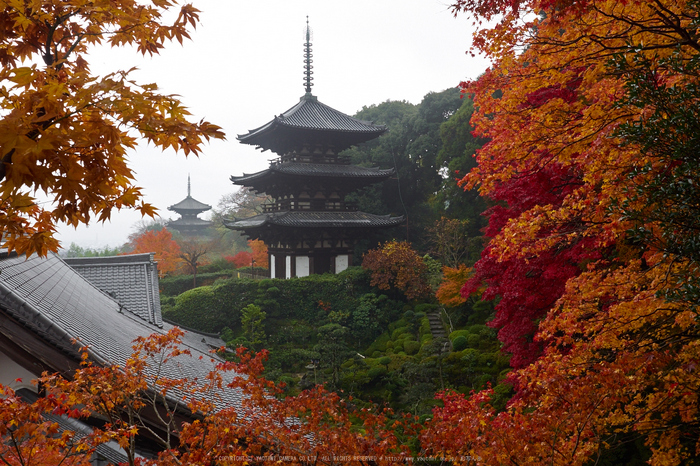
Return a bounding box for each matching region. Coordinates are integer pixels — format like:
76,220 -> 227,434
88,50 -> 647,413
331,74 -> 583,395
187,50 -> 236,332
167,175 -> 212,236
226,19 -> 403,279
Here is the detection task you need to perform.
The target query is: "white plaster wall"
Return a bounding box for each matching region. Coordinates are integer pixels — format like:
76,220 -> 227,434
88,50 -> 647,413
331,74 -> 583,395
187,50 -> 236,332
285,256 -> 292,279
336,254 -> 349,273
295,256 -> 310,277
270,255 -> 276,279
0,351 -> 39,393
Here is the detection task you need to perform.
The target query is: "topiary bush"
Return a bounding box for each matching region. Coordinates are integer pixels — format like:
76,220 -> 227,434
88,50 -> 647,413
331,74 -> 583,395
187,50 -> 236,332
391,326 -> 410,340
377,356 -> 392,368
467,333 -> 481,349
449,329 -> 470,340
404,340 -> 421,355
452,335 -> 469,352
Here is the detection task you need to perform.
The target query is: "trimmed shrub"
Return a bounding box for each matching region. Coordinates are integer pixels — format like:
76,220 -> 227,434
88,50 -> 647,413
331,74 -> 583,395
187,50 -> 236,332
449,329 -> 470,341
452,335 -> 468,352
467,324 -> 489,335
391,326 -> 409,340
404,340 -> 421,355
377,356 -> 392,367
467,334 -> 481,349
367,332 -> 391,353
414,303 -> 438,314
419,317 -> 432,339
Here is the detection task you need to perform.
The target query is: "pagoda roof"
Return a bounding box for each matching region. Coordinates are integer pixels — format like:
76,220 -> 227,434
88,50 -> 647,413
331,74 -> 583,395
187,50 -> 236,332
226,211 -> 404,230
237,95 -> 386,154
168,195 -> 211,213
231,162 -> 394,186
168,217 -> 213,227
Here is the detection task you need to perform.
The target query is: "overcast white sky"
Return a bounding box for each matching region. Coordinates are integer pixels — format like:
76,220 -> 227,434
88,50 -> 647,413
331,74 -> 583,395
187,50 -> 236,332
55,0 -> 491,250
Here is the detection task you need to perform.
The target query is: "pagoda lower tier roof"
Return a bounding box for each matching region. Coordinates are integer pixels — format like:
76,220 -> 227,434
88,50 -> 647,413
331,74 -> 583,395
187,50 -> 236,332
230,162 -> 394,188
237,95 -> 386,154
225,211 -> 404,230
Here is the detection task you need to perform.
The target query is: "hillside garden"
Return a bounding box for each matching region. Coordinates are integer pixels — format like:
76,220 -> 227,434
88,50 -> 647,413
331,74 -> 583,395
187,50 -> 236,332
4,0 -> 700,463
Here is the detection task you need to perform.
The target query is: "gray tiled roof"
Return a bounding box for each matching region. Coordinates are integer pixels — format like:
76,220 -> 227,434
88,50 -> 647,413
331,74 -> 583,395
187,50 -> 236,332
226,211 -> 404,230
231,162 -> 394,185
237,95 -> 386,153
0,252 -> 240,410
64,253 -> 162,327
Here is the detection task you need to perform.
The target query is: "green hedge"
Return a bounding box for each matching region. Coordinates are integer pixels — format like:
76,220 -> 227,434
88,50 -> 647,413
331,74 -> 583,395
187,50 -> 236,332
162,267 -> 402,340
159,272 -> 233,296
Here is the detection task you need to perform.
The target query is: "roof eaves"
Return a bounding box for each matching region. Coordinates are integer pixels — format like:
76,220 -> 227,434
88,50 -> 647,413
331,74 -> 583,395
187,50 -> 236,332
0,281 -> 108,365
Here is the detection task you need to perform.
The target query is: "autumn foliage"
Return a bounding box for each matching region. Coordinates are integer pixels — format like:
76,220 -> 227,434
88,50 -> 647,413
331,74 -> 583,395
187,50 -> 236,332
435,264 -> 471,308
0,329 -> 417,466
128,228 -> 181,275
226,250 -> 253,269
0,0 -> 224,256
249,239 -> 269,269
362,241 -> 431,300
421,0 -> 700,464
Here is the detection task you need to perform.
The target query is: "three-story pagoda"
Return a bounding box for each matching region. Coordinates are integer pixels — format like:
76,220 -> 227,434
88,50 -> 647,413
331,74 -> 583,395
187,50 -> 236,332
226,21 -> 403,278
167,175 -> 212,237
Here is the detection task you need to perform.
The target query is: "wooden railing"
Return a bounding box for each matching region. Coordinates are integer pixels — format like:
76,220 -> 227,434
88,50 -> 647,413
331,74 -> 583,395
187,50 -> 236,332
262,200 -> 358,213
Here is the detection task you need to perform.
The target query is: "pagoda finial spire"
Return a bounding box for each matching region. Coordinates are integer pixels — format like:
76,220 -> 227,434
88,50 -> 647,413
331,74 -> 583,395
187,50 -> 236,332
303,16 -> 314,96
187,174 -> 191,197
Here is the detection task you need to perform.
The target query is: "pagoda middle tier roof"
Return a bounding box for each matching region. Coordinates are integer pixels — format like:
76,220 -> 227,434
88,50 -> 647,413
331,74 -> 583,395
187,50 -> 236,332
230,162 -> 394,186
237,95 -> 386,154
168,195 -> 211,213
226,211 -> 404,230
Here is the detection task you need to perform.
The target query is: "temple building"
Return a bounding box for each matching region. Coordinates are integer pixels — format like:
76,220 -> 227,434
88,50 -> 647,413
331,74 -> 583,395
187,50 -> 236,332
226,20 -> 403,279
0,250 -> 233,461
167,175 -> 212,237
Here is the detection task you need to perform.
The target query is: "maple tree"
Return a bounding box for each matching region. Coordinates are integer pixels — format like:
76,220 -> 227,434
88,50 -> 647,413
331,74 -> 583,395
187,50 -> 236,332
362,240 -> 431,300
461,162 -> 600,368
0,385 -> 93,466
248,238 -> 269,270
128,227 -> 181,276
177,238 -> 211,287
1,329 -> 418,466
435,264 -> 471,308
0,0 -> 224,257
421,0 -> 700,464
225,250 -> 253,269
425,217 -> 473,268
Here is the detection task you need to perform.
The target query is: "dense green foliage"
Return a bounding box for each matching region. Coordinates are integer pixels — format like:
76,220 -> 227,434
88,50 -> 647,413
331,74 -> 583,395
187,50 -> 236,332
162,265 -> 510,414
342,88 -> 484,252
162,267 -> 373,331
159,271 -> 234,297
157,88 -> 497,413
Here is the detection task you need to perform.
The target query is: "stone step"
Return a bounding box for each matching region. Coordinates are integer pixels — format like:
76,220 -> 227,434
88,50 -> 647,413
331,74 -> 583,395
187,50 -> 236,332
427,312 -> 447,339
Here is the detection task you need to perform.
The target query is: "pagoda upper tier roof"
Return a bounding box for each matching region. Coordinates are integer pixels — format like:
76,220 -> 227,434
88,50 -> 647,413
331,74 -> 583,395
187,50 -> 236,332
168,195 -> 211,213
230,162 -> 394,186
237,94 -> 387,154
226,211 -> 404,230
